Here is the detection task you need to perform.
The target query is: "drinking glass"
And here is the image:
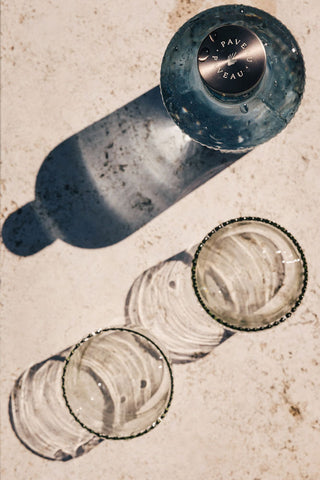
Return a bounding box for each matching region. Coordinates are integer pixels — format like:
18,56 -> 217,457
192,217 -> 307,331
62,327 -> 173,439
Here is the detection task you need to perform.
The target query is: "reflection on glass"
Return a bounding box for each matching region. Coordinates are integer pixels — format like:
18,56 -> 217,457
192,217 -> 307,331
62,327 -> 173,439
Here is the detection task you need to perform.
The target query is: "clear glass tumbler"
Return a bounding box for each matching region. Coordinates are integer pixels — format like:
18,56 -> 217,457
62,327 -> 173,439
191,217 -> 308,331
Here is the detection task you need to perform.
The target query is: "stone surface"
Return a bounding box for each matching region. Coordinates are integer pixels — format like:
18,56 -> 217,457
1,0 -> 320,479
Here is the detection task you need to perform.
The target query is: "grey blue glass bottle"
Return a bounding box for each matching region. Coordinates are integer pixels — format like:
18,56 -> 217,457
160,4 -> 305,152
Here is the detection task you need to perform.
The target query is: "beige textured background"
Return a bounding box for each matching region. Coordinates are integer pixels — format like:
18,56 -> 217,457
1,1 -> 320,479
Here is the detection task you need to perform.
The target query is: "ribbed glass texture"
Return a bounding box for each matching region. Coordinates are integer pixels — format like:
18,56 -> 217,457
192,218 -> 307,331
62,328 -> 173,439
160,4 -> 305,152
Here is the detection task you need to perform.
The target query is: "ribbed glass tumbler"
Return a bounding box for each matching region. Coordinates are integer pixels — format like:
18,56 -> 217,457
192,217 -> 308,331
62,327 -> 173,439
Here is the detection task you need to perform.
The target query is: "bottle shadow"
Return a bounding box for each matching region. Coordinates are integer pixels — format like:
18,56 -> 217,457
125,245 -> 235,364
2,86 -> 245,256
7,86 -> 242,460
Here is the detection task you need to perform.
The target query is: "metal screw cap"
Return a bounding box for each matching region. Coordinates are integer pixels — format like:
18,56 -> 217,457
198,25 -> 266,96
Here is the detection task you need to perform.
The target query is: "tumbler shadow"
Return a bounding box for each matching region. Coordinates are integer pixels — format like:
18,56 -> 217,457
125,246 -> 235,364
9,348 -> 103,461
2,86 -> 244,256
9,246 -> 236,461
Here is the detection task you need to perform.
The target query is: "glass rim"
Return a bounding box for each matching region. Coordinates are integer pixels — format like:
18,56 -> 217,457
191,216 -> 308,332
61,326 -> 174,440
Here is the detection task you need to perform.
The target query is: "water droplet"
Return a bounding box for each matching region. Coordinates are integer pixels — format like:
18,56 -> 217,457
174,46 -> 178,51
291,47 -> 296,53
240,104 -> 249,114
240,8 -> 244,13
198,47 -> 209,62
274,80 -> 278,87
264,42 -> 268,47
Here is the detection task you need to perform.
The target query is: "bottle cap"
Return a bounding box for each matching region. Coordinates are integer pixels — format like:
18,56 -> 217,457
198,25 -> 266,96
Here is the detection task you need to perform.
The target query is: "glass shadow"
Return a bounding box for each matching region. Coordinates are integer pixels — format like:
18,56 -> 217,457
9,247 -> 236,461
9,347 -> 103,461
2,86 -> 245,256
125,246 -> 235,364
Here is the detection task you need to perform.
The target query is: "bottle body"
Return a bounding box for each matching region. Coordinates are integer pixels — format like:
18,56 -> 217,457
160,4 -> 305,152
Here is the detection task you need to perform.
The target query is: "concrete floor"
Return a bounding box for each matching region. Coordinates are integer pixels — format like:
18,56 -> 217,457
1,0 -> 320,479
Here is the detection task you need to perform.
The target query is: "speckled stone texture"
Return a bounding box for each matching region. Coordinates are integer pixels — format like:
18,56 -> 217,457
1,1 -> 320,479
